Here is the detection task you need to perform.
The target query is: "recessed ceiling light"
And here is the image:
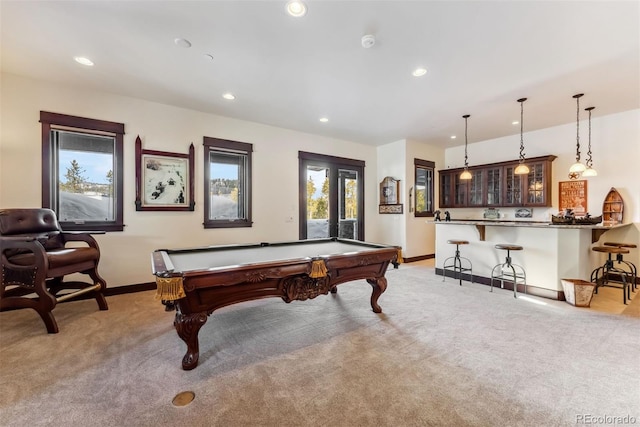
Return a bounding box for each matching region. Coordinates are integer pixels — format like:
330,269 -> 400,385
412,67 -> 427,77
450,135 -> 457,139
512,121 -> 519,125
319,117 -> 329,123
74,56 -> 94,66
174,38 -> 192,48
222,93 -> 235,100
286,0 -> 307,17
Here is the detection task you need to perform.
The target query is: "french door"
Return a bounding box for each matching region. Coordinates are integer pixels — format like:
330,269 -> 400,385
298,151 -> 365,240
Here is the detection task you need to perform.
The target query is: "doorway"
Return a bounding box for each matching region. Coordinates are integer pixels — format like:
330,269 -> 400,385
298,151 -> 365,240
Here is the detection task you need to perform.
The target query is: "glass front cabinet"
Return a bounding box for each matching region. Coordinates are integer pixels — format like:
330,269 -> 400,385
438,155 -> 556,209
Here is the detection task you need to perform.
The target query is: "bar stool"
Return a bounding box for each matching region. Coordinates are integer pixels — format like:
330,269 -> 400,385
442,240 -> 473,286
490,244 -> 526,298
591,246 -> 632,304
603,242 -> 637,292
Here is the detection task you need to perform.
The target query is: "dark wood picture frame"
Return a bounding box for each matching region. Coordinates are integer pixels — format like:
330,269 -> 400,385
135,135 -> 195,211
558,180 -> 587,216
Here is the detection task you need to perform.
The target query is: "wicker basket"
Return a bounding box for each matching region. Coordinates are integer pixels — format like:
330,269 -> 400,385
561,279 -> 596,307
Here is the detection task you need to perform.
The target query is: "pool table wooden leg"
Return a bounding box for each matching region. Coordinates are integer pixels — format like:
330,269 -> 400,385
367,277 -> 387,313
174,311 -> 208,370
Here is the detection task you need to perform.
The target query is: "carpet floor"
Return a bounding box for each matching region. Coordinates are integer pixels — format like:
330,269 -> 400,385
1,264 -> 638,426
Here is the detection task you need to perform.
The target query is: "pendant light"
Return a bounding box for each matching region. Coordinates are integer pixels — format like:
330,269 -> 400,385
514,97 -> 530,175
581,106 -> 598,177
460,114 -> 472,180
568,93 -> 586,178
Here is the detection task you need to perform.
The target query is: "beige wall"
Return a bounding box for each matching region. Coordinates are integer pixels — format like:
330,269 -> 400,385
2,72 -> 638,287
441,109 -> 640,271
0,73 -> 384,287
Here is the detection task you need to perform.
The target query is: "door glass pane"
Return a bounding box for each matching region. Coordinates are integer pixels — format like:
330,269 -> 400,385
527,163 -> 544,204
487,168 -> 501,205
505,167 -> 522,204
338,168 -> 358,239
469,170 -> 483,205
56,130 -> 115,222
306,166 -> 330,238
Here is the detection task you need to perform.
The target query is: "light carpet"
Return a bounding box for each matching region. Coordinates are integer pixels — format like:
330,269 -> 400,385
0,265 -> 638,426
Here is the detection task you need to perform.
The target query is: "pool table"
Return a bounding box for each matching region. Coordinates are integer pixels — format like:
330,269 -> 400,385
151,237 -> 400,370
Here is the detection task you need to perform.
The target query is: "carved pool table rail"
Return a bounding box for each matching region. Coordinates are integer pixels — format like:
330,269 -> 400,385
152,238 -> 398,370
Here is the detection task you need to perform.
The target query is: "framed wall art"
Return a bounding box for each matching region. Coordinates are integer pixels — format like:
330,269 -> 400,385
379,176 -> 403,214
135,135 -> 195,211
558,180 -> 587,216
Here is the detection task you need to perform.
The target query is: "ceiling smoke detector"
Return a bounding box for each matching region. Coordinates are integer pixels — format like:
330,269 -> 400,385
361,34 -> 375,49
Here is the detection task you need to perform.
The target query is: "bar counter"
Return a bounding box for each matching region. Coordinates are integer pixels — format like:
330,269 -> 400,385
434,220 -> 629,299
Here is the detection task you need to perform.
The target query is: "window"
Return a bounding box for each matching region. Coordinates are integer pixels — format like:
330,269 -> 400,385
414,158 -> 435,217
203,137 -> 253,228
40,111 -> 125,232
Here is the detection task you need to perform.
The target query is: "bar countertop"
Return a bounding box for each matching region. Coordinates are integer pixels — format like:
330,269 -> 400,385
434,219 -> 622,230
433,219 -> 628,243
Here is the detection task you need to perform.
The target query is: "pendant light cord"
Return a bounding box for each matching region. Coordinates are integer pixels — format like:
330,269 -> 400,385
463,114 -> 469,168
519,99 -> 526,163
585,107 -> 594,167
574,94 -> 582,162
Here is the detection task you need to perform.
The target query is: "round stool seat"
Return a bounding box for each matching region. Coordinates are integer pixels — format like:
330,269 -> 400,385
592,246 -> 630,254
447,240 -> 469,245
495,244 -> 522,251
604,242 -> 637,249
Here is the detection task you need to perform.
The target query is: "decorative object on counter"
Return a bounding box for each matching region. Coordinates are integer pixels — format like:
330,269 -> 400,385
591,245 -> 633,304
551,210 -> 601,225
459,114 -> 472,180
483,208 -> 500,219
515,208 -> 533,218
379,176 -> 403,214
434,210 -> 441,221
581,106 -> 598,177
559,180 -> 587,216
573,214 -> 602,225
551,214 -> 574,224
603,242 -> 637,291
568,93 -> 586,179
444,211 -> 451,221
490,244 -> 526,298
560,279 -> 596,307
514,97 -> 530,175
602,187 -> 624,225
442,240 -> 473,286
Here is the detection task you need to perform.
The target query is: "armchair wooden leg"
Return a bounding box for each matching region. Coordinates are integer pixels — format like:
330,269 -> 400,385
38,310 -> 59,334
88,269 -> 108,311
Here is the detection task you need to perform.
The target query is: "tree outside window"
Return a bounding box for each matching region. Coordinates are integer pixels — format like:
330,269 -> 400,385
40,111 -> 124,232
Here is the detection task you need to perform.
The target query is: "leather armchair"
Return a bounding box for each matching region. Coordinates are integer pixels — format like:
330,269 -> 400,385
0,208 -> 108,333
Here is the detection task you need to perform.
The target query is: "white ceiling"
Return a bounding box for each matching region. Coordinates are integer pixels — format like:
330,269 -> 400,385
1,1 -> 638,148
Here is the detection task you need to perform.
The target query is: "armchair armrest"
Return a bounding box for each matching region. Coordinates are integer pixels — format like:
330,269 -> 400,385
1,235 -> 48,259
61,231 -> 104,249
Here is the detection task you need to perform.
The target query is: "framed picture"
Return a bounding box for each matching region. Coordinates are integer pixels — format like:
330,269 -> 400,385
558,180 -> 587,216
380,176 -> 400,205
135,135 -> 195,211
